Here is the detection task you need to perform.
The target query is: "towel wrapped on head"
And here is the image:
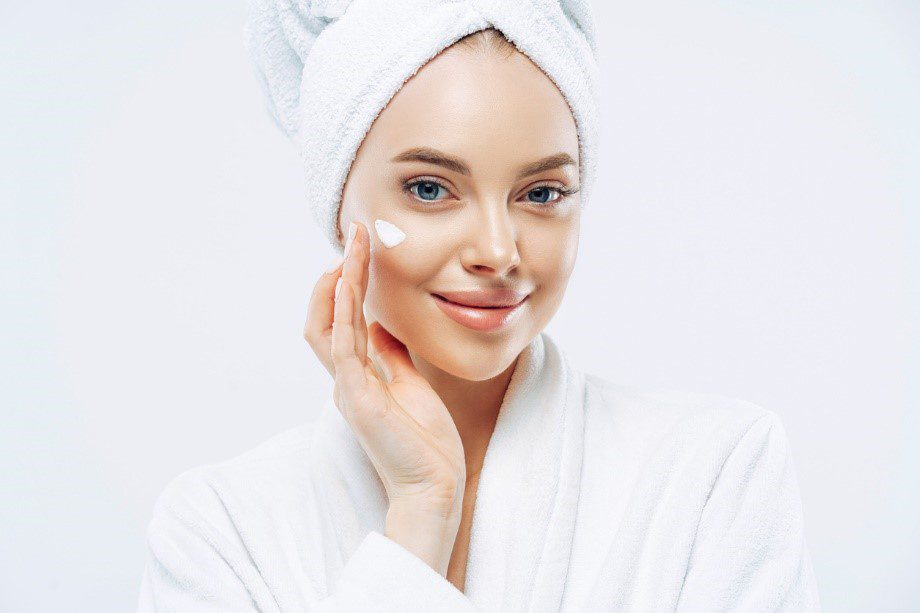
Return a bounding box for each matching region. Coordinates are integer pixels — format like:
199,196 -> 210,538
245,0 -> 600,253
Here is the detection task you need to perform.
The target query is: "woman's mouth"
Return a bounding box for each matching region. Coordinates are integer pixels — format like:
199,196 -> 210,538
430,291 -> 528,332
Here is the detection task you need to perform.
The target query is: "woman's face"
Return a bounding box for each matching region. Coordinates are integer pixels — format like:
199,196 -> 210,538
338,42 -> 581,382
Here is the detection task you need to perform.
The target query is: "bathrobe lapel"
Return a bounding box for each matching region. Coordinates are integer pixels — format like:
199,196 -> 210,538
314,331 -> 587,611
462,331 -> 587,611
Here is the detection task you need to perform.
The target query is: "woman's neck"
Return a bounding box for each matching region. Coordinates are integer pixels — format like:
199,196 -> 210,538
408,351 -> 519,480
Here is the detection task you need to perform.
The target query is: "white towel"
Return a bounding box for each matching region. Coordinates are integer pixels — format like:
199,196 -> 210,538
244,0 -> 601,253
138,331 -> 820,610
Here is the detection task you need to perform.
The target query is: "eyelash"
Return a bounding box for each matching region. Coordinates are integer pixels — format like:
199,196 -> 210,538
402,177 -> 579,209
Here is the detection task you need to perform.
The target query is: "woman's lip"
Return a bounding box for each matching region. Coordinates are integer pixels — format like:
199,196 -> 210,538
433,288 -> 528,308
431,293 -> 526,332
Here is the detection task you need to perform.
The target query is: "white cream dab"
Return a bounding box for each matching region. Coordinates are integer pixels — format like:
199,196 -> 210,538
374,219 -> 406,248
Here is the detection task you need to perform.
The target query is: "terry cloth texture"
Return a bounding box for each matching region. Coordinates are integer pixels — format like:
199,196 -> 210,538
138,331 -> 821,611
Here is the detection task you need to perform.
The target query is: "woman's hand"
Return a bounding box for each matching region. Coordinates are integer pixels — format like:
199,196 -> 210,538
303,221 -> 467,515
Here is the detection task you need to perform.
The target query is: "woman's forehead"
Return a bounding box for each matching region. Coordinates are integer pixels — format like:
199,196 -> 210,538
366,50 -> 579,172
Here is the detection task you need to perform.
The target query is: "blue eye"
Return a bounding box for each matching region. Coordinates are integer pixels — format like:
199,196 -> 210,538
402,178 -> 580,208
527,186 -> 562,205
406,180 -> 449,202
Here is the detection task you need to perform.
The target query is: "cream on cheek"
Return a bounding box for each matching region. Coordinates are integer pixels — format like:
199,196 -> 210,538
373,219 -> 406,248
370,211 -> 467,272
368,215 -> 445,299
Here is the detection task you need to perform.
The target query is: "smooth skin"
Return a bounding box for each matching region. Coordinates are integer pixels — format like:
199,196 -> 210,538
303,32 -> 581,593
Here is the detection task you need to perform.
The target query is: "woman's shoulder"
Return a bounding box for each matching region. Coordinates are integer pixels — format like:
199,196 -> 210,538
146,419 -> 322,533
578,373 -> 802,530
580,371 -> 784,451
139,419 -> 345,609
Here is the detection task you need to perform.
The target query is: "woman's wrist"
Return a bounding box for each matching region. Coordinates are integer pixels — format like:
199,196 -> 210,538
385,497 -> 463,577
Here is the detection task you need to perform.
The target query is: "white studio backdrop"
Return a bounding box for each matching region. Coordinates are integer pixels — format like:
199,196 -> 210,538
2,1 -> 917,610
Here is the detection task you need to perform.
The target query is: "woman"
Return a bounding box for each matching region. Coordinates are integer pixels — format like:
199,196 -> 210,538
139,1 -> 820,610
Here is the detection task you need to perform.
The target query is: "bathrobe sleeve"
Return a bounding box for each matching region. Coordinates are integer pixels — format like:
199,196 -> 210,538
676,411 -> 822,612
137,470 -> 476,612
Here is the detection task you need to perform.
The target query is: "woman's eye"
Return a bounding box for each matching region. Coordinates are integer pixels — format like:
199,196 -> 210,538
407,180 -> 449,202
404,179 -> 573,207
526,185 -> 563,205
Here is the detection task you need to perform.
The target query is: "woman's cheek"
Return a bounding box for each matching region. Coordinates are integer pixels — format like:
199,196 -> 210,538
371,211 -> 458,272
365,221 -> 439,321
527,213 -> 579,278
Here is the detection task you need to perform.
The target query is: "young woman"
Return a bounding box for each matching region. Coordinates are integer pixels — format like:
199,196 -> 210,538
138,1 -> 820,610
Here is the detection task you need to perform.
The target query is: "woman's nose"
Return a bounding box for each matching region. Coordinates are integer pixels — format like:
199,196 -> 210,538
459,203 -> 521,276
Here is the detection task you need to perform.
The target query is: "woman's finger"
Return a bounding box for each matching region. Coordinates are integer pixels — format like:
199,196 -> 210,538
304,255 -> 344,377
331,258 -> 369,411
361,221 -> 371,299
354,222 -> 371,363
343,221 -> 370,365
367,321 -> 419,384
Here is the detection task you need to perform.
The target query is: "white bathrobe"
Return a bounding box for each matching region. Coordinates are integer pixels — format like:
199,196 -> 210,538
138,331 -> 821,611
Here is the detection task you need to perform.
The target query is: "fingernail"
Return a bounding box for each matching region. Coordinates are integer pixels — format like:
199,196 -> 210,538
344,221 -> 357,256
335,277 -> 343,299
325,254 -> 343,274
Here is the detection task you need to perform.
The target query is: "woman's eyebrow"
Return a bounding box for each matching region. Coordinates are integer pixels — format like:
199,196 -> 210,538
391,147 -> 575,180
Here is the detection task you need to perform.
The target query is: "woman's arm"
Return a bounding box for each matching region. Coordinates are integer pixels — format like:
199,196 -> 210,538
675,411 -> 822,611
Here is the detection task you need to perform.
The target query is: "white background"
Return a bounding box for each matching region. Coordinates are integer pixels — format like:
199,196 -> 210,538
2,1 -> 917,610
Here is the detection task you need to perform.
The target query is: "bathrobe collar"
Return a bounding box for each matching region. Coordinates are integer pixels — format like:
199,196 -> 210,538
314,331 -> 588,610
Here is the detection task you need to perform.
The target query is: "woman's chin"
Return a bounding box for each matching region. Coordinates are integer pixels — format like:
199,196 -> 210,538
439,357 -> 512,382
408,333 -> 527,382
